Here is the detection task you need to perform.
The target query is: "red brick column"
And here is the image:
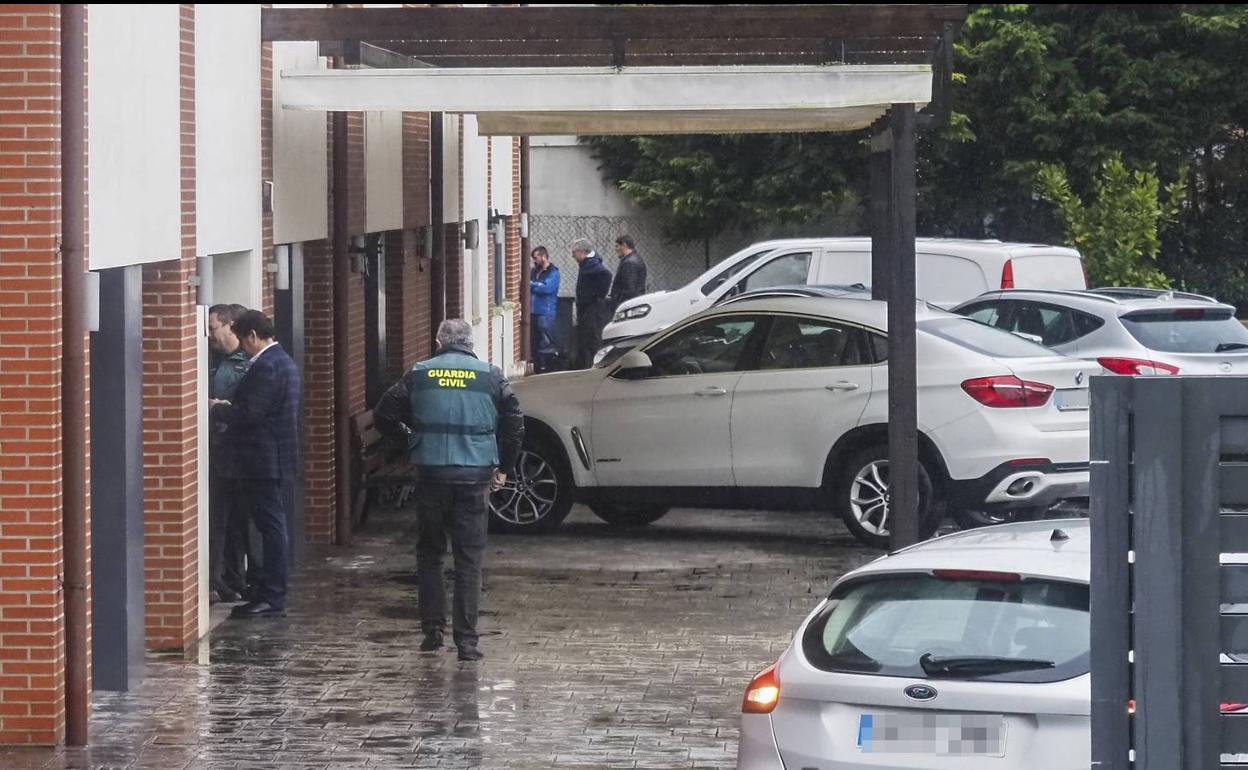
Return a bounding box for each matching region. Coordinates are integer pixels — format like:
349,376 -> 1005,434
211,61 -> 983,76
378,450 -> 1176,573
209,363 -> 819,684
509,137 -> 523,364
140,3 -> 200,652
259,7 -> 274,316
301,241 -> 334,544
0,3 -> 67,745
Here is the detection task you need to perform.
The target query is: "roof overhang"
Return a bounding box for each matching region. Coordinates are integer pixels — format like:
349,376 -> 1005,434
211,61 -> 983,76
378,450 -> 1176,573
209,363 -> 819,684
277,64 -> 932,136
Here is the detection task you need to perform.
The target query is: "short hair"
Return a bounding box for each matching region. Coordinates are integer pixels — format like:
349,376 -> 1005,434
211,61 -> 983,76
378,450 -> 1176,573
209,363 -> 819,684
570,238 -> 593,254
231,310 -> 276,342
531,246 -> 549,259
615,235 -> 635,250
228,303 -> 248,319
208,304 -> 238,325
436,319 -> 474,351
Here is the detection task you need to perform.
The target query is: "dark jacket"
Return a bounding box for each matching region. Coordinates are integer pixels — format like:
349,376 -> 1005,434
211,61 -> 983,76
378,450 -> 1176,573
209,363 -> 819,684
530,264 -> 560,318
213,344 -> 302,480
211,348 -> 252,402
373,345 -> 524,486
575,253 -> 613,319
611,251 -> 648,308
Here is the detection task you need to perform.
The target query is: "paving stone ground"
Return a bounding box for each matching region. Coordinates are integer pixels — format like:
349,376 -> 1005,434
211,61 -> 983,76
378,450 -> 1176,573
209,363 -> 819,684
0,504 -> 873,770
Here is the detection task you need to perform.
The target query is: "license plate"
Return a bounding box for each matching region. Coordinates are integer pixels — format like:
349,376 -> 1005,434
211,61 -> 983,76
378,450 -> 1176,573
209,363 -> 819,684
857,713 -> 1008,757
1055,388 -> 1090,411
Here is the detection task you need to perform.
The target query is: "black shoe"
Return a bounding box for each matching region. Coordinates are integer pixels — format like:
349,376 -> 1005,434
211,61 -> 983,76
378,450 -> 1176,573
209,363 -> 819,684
209,590 -> 223,606
230,601 -> 286,619
457,646 -> 483,662
420,632 -> 443,652
216,588 -> 241,603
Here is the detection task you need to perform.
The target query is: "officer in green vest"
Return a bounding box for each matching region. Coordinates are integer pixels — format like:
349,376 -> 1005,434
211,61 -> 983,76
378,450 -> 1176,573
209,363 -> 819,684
375,319 -> 524,661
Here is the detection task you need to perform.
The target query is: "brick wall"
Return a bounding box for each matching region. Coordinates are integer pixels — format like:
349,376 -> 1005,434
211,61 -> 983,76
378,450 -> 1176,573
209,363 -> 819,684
301,240 -> 334,544
259,9 -> 274,316
140,3 -> 199,652
509,137 -> 522,364
0,3 -> 67,745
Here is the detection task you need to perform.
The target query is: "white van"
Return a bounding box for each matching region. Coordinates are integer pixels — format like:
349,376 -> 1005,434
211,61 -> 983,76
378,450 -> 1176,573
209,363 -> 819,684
602,237 -> 1086,343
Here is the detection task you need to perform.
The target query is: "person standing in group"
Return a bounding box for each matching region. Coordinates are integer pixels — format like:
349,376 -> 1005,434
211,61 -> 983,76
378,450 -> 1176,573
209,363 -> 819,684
609,234 -> 648,310
570,237 -> 613,369
374,319 -> 524,662
529,246 -> 561,373
211,310 -> 302,619
206,304 -> 254,605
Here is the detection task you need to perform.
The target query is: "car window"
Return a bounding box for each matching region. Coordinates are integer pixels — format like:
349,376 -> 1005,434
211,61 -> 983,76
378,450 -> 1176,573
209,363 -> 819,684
1120,308 -> 1248,354
1074,312 -> 1105,338
700,249 -> 772,296
868,333 -> 888,364
802,574 -> 1090,684
760,318 -> 865,370
920,317 -> 1054,358
1003,301 -> 1079,346
960,302 -> 1006,328
731,252 -> 812,295
642,317 -> 760,377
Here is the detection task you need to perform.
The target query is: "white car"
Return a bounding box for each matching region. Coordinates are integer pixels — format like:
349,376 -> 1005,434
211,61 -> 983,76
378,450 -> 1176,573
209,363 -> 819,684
954,287 -> 1248,375
495,296 -> 1092,548
602,238 -> 1086,345
738,519 -> 1091,769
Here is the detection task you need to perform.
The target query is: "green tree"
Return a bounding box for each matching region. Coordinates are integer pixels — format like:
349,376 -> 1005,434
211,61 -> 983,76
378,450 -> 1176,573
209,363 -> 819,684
1036,155 -> 1184,288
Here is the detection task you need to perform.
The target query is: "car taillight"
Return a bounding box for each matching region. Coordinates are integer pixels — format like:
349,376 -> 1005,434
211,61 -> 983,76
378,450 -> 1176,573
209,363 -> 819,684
1223,702 -> 1248,714
1000,259 -> 1015,290
742,662 -> 780,714
961,376 -> 1054,408
933,569 -> 1022,583
1096,357 -> 1181,376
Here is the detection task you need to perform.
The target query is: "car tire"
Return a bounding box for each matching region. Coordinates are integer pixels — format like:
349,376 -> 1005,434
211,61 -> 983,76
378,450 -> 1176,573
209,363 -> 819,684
588,502 -> 671,527
488,436 -> 575,534
833,443 -> 940,549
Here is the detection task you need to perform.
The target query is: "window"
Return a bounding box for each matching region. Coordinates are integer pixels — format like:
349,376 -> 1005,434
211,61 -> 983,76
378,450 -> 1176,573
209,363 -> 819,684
1003,302 -> 1080,346
760,318 -> 865,370
868,333 -> 888,364
802,574 -> 1089,684
641,317 -> 761,377
1121,308 -> 1248,353
731,252 -> 812,295
700,250 -> 772,296
960,302 -> 1005,328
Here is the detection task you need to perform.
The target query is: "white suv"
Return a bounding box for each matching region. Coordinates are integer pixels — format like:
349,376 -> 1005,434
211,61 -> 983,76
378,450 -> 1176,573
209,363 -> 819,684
602,238 -> 1086,345
497,296 -> 1092,548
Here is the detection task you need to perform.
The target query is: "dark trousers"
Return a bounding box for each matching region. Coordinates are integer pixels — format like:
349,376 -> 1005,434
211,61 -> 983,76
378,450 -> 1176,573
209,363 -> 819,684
232,477 -> 291,609
416,483 -> 489,648
573,302 -> 610,369
532,314 -> 558,373
210,464 -> 261,596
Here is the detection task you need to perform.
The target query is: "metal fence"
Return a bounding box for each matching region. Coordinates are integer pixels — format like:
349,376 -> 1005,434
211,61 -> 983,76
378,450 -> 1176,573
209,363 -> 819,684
1090,375 -> 1248,769
529,215 -> 760,297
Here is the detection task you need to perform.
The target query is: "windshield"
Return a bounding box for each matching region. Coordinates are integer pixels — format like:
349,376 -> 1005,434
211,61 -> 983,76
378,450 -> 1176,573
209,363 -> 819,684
802,573 -> 1089,683
1120,309 -> 1248,354
919,317 -> 1056,358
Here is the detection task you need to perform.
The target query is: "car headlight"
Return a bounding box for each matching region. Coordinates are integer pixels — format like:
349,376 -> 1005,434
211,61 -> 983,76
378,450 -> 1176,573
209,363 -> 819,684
612,304 -> 651,323
592,345 -> 614,366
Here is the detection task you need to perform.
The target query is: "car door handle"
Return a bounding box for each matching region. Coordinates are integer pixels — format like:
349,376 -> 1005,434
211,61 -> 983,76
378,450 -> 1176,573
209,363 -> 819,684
694,387 -> 728,397
826,381 -> 860,391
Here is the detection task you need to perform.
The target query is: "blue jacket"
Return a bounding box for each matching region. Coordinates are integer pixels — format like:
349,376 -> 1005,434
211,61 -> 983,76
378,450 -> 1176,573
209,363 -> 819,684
575,254 -> 613,315
213,344 -> 302,480
530,264 -> 560,317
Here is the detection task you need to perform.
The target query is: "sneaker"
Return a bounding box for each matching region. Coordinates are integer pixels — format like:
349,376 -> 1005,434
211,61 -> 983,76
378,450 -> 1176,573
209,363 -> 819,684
420,632 -> 443,652
457,646 -> 483,662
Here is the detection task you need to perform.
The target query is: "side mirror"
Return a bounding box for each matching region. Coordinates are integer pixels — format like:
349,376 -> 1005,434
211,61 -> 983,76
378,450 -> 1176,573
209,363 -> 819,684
614,350 -> 653,379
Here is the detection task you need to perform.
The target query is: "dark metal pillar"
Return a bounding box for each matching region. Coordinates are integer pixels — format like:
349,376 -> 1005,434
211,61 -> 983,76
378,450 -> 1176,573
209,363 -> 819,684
89,266 -> 146,693
872,104 -> 919,551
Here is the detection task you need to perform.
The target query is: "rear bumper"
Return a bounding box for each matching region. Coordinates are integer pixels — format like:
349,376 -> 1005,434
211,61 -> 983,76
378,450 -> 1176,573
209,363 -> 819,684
737,714 -> 785,770
948,461 -> 1090,511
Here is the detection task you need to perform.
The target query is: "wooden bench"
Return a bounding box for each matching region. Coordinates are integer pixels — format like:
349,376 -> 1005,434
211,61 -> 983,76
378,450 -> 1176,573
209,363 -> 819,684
349,410 -> 419,529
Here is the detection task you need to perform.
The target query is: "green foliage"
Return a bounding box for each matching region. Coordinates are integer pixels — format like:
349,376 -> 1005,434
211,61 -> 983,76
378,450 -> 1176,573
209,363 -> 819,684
1036,155 -> 1185,287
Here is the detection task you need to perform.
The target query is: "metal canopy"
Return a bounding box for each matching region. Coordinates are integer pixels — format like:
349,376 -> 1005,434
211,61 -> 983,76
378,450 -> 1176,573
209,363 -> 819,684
277,65 -> 933,136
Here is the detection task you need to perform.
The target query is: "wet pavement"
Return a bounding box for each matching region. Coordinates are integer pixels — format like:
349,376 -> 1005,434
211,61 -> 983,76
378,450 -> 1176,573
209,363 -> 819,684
0,504 -> 872,769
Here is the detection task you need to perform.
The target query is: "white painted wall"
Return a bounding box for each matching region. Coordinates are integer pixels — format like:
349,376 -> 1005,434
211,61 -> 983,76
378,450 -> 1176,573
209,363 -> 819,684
273,41 -> 329,244
196,4 -> 263,308
365,111 -> 403,233
490,136 -> 515,216
529,136 -> 642,218
462,116 -> 490,352
442,114 -> 461,223
87,4 -> 182,270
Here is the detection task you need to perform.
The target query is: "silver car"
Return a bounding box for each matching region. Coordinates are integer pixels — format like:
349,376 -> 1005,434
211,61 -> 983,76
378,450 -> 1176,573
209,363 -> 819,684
953,287 -> 1248,375
738,520 -> 1090,769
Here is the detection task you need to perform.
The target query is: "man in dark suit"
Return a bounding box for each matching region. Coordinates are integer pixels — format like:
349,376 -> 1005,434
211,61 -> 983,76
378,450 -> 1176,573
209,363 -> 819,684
610,234 -> 648,310
570,237 -> 613,369
212,310 -> 301,619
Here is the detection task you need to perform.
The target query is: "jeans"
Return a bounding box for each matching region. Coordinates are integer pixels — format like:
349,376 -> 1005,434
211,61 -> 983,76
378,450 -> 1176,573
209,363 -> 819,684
532,314 -> 558,373
416,483 -> 489,649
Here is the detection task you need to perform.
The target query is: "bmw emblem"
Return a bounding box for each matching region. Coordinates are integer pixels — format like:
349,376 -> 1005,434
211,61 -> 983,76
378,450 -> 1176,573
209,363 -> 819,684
1075,371 -> 1085,386
1222,362 -> 1234,373
904,684 -> 938,701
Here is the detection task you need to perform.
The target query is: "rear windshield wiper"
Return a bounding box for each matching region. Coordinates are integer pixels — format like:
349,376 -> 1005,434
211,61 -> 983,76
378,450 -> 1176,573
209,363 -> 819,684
1217,343 -> 1248,353
919,653 -> 1055,678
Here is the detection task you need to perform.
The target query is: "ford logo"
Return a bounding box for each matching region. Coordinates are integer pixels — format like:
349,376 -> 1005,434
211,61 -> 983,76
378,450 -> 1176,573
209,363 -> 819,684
1075,371 -> 1085,386
904,684 -> 938,701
